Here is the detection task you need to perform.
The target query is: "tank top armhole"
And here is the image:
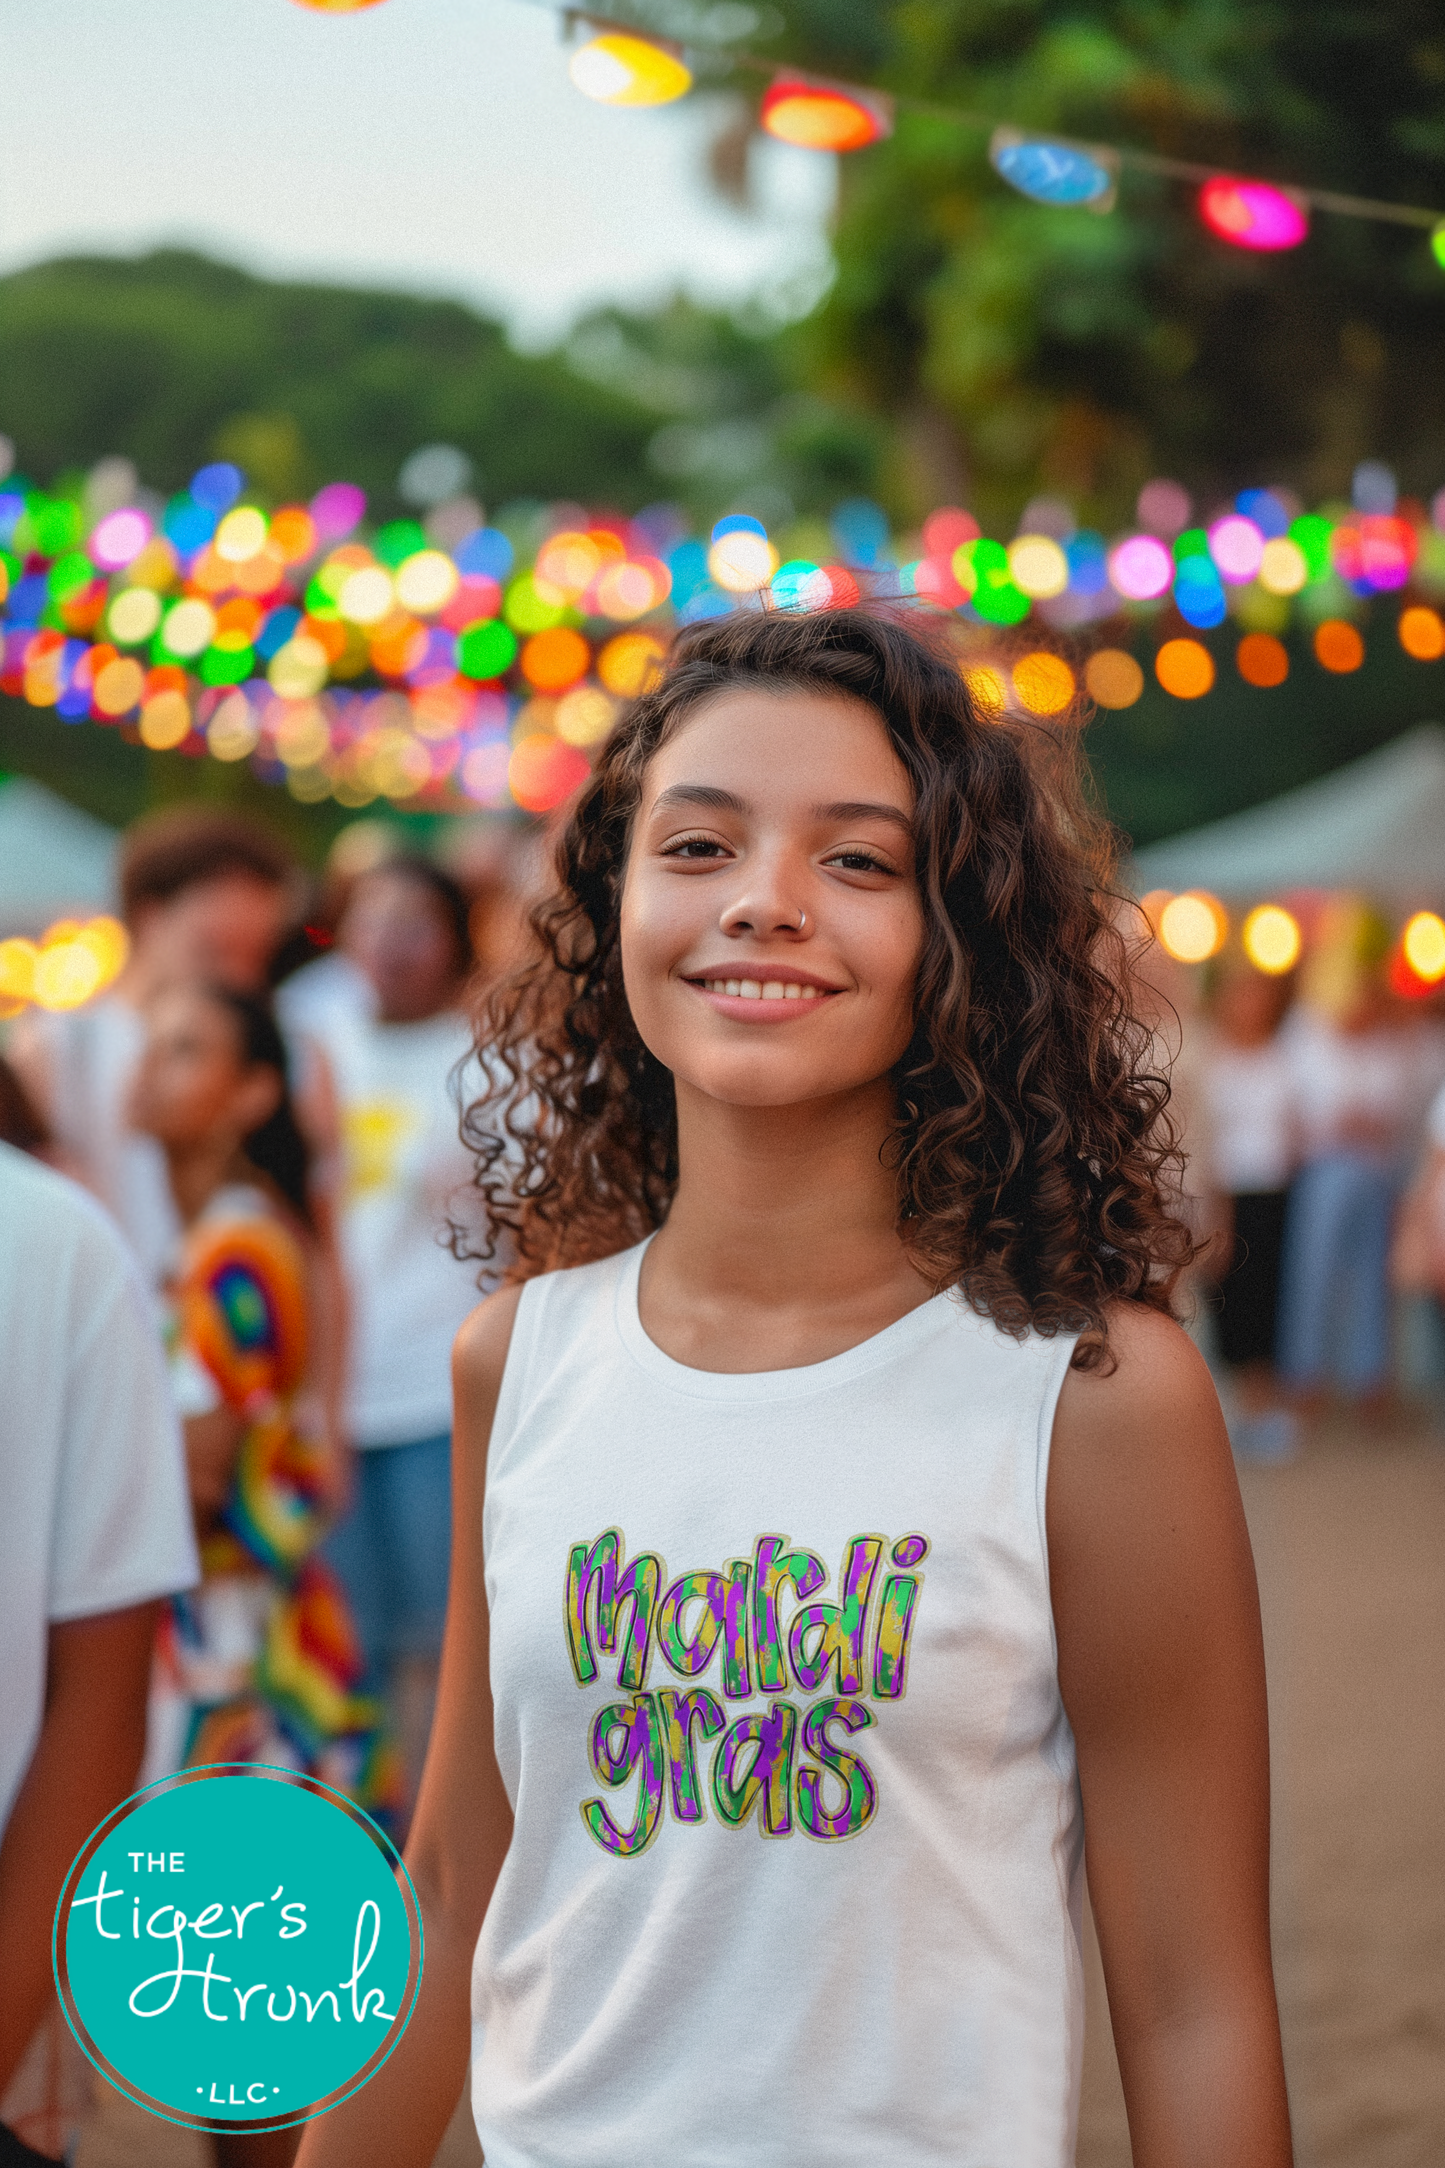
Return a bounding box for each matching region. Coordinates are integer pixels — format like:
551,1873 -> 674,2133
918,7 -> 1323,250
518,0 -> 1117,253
485,1274 -> 548,1480
1035,1327 -> 1080,1676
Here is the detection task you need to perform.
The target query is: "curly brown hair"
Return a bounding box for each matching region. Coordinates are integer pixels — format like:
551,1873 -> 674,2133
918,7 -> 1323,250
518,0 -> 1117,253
461,606 -> 1192,1365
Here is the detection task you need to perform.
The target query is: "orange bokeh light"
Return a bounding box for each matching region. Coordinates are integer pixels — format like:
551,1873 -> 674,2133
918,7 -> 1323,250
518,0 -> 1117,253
1314,619 -> 1364,673
269,507 -> 318,563
1084,648 -> 1144,709
1154,638 -> 1216,699
1235,632 -> 1289,687
598,632 -> 667,698
508,734 -> 592,814
1399,606 -> 1445,661
761,78 -> 889,152
521,627 -> 590,692
1011,651 -> 1076,716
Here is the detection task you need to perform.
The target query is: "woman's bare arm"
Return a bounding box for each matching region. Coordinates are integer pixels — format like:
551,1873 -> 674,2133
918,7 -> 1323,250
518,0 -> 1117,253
295,1284 -> 522,2168
1049,1306 -> 1292,2168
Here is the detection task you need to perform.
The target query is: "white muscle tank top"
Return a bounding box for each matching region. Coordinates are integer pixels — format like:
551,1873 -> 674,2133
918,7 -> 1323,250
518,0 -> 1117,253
472,1238 -> 1085,2168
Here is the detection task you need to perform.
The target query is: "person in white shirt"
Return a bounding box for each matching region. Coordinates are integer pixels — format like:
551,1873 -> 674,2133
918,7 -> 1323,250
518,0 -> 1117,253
314,858 -> 496,1813
9,807 -> 295,1289
0,1144 -> 198,2162
1201,963 -> 1300,1459
1277,978 -> 1445,1401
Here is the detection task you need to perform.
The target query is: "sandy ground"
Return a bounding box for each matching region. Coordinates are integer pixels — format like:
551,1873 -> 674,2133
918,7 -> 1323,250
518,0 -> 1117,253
48,1415 -> 1445,2166
1079,1414 -> 1445,2168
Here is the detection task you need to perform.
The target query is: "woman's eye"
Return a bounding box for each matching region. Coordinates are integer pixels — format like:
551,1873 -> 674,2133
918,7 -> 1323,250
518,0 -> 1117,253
826,850 -> 890,874
664,836 -> 729,860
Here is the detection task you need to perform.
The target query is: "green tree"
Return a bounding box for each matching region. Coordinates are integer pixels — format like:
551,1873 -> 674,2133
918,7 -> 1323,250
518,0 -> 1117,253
0,249 -> 663,517
767,0 -> 1445,531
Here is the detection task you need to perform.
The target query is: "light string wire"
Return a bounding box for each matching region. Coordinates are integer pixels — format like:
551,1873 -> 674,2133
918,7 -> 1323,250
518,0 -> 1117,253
555,4 -> 1445,233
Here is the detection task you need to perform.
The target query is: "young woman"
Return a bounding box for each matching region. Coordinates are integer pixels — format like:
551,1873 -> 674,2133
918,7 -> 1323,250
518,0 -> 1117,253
297,609 -> 1290,2168
128,985 -> 395,1819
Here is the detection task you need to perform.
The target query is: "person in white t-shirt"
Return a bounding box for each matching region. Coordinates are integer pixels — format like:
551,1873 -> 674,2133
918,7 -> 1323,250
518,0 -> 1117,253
8,807 -> 295,1289
314,858 -> 497,1813
0,1144 -> 198,2161
1276,979 -> 1445,1401
1200,962 -> 1301,1460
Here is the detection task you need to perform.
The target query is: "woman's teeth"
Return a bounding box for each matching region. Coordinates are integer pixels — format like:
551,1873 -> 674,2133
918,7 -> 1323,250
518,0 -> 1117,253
703,979 -> 824,1001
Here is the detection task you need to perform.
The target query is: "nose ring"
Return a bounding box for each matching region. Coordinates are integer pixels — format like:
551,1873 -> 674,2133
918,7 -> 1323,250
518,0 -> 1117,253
796,909 -> 806,930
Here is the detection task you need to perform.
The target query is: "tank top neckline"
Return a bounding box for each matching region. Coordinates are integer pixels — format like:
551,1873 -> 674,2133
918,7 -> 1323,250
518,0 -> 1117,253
610,1234 -> 960,1404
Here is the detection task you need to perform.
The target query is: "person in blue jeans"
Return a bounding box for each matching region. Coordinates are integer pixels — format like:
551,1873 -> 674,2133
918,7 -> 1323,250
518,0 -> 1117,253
314,857 -> 502,1819
1277,977 -> 1444,1405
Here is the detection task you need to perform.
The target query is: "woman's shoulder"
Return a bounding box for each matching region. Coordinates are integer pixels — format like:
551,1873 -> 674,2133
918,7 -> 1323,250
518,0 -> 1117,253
452,1243 -> 641,1408
1051,1302 -> 1229,1513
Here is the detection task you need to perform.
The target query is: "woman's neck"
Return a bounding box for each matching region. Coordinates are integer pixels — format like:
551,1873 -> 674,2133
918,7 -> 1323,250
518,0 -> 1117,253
164,1137 -> 248,1226
641,1079 -> 933,1371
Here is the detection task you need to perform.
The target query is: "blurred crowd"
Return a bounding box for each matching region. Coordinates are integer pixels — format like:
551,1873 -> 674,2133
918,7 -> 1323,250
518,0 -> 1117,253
1154,895 -> 1445,1460
0,802 -> 534,2165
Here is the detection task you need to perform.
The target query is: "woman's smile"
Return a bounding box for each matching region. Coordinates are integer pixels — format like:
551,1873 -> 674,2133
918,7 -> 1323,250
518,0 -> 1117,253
683,964 -> 843,1019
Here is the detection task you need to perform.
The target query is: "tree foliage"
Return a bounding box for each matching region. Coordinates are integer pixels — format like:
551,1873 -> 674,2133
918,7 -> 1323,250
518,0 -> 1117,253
0,249 -> 667,517
771,0 -> 1445,531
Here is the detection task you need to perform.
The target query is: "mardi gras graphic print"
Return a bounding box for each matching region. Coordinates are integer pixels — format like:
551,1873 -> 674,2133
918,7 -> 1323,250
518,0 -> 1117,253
564,1528 -> 929,1856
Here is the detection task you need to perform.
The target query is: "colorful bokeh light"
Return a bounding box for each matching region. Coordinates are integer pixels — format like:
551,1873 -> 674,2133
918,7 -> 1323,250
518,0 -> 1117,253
1008,535 -> 1070,599
1084,649 -> 1144,708
15,437 -> 1445,823
989,131 -> 1114,208
1403,911 -> 1445,983
1108,534 -> 1173,600
1242,905 -> 1302,975
1199,177 -> 1309,251
569,33 -> 692,107
1158,893 -> 1227,964
1314,619 -> 1365,673
1208,515 -> 1265,583
1155,638 -> 1216,699
1011,651 -> 1075,715
760,78 -> 889,152
1399,606 -> 1445,661
1236,632 -> 1289,687
508,733 -> 591,814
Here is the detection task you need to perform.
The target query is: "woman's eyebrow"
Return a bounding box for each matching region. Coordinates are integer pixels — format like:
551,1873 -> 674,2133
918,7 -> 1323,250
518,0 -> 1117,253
650,784 -> 750,815
815,800 -> 914,835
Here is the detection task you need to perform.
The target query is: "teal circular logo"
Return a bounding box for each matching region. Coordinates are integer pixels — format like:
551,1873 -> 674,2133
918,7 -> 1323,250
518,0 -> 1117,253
54,1765 -> 421,2134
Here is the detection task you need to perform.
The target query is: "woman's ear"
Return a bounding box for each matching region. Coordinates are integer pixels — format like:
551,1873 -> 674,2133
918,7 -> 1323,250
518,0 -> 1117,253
234,1064 -> 283,1136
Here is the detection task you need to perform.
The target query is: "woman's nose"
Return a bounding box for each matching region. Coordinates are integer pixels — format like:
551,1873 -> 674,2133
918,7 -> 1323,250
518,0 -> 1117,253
718,890 -> 808,937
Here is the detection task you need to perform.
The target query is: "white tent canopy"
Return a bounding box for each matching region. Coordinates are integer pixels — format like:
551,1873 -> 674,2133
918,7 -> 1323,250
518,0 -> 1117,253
0,777 -> 118,934
1129,724 -> 1445,905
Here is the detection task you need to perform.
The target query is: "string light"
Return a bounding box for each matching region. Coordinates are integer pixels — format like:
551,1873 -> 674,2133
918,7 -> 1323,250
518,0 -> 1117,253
569,31 -> 692,107
989,128 -> 1116,210
1199,177 -> 1309,251
760,76 -> 890,152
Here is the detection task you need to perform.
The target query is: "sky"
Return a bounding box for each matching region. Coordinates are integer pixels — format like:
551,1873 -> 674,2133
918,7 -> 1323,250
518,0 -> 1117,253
0,0 -> 837,344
